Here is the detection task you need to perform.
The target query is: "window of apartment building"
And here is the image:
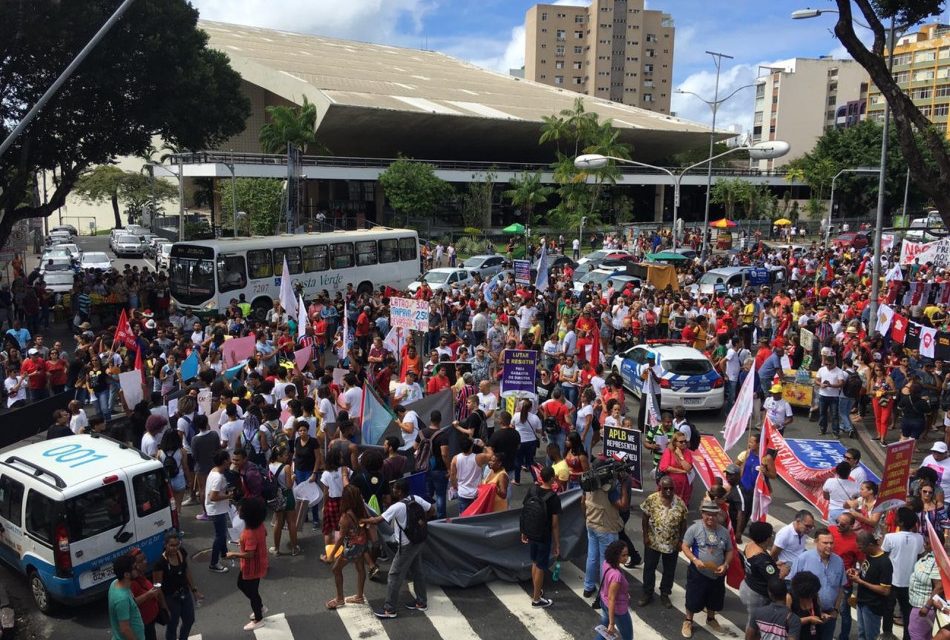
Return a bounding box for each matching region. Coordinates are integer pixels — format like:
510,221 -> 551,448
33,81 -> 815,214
599,39 -> 610,44
556,29 -> 566,40
555,45 -> 565,56
827,68 -> 838,78
554,75 -> 563,85
644,93 -> 653,102
939,67 -> 950,79
646,33 -> 657,42
915,50 -> 936,63
663,49 -> 669,54
920,105 -> 933,116
912,87 -> 932,100
753,112 -> 764,125
540,43 -> 546,49
935,103 -> 950,117
573,76 -> 583,85
915,69 -> 935,82
575,30 -> 583,38
557,12 -> 566,18
555,60 -> 564,69
573,61 -> 582,69
541,28 -> 547,33
644,63 -> 653,74
600,23 -> 609,28
645,49 -> 655,57
625,71 -> 637,77
541,12 -> 547,20
894,71 -> 910,83
826,109 -> 836,120
941,48 -> 950,59
574,46 -> 584,54
827,95 -> 836,106
870,94 -> 884,105
598,71 -> 609,76
892,53 -> 911,65
575,15 -> 584,23
755,86 -> 765,98
540,59 -> 546,64
540,74 -> 546,79
828,82 -> 837,92
936,85 -> 950,97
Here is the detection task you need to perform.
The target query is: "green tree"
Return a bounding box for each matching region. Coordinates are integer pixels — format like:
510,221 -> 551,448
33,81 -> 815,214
378,158 -> 453,226
218,178 -> 284,236
829,0 -> 950,224
259,96 -> 328,155
666,142 -> 749,168
503,171 -> 553,226
460,170 -> 496,229
73,165 -> 176,228
0,0 -> 249,248
709,179 -> 753,219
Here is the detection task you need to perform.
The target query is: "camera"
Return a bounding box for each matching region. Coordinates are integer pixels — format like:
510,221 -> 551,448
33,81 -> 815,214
579,458 -> 636,492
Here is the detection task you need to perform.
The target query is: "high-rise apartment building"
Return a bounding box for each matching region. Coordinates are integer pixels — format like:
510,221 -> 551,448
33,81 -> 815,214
524,0 -> 674,113
751,58 -> 867,170
866,24 -> 950,133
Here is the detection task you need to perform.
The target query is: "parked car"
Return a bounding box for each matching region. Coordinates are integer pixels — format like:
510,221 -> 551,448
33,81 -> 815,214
155,243 -> 173,270
49,224 -> 78,237
611,343 -> 724,411
535,254 -> 577,273
80,251 -> 114,272
110,233 -> 146,257
40,247 -> 77,265
39,257 -> 75,276
407,267 -> 476,293
461,254 -> 506,279
40,271 -> 77,295
574,249 -> 635,277
45,232 -> 72,247
832,231 -> 870,250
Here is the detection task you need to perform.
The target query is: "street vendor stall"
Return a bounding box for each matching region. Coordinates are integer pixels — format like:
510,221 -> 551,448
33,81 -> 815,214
779,327 -> 817,411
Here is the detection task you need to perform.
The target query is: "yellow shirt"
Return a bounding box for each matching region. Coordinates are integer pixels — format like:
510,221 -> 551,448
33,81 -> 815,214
552,460 -> 571,484
692,327 -> 707,351
741,303 -> 755,324
924,305 -> 942,321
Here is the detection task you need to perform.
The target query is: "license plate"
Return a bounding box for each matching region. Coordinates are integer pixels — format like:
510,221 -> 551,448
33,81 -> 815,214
80,565 -> 115,589
683,398 -> 702,405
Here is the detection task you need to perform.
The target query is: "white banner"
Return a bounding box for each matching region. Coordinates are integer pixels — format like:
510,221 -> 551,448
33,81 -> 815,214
390,297 -> 429,331
723,362 -> 756,451
899,237 -> 950,267
922,325 -> 938,359
881,233 -> 896,252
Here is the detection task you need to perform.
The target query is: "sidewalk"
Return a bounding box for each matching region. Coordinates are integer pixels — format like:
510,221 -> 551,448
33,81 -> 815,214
853,404 -> 938,470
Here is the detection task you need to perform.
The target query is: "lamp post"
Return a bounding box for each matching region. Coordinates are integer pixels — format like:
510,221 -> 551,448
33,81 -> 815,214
827,167 -> 881,245
145,162 -> 184,242
675,50 -> 757,261
575,141 -> 790,252
221,156 -> 238,238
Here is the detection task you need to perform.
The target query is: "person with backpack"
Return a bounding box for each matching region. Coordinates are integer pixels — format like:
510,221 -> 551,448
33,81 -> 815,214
174,396 -> 199,506
267,446 -> 299,556
361,477 -> 434,620
519,465 -> 561,608
158,429 -> 189,523
582,458 -> 630,599
415,410 -> 451,519
231,449 -> 263,501
838,356 -> 862,438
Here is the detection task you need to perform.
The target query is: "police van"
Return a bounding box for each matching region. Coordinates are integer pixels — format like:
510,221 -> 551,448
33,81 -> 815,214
0,434 -> 178,613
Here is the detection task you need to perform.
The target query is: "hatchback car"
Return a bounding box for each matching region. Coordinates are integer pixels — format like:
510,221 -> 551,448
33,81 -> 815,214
461,254 -> 506,279
407,268 -> 476,293
611,343 -> 724,411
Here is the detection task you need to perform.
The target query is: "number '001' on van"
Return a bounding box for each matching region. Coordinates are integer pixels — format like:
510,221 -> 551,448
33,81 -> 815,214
0,434 -> 178,613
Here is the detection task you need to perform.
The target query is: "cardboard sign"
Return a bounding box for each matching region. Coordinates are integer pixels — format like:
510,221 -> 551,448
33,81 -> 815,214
118,370 -> 144,409
603,425 -> 642,491
221,333 -> 256,368
513,259 -> 532,285
390,297 -> 429,331
500,350 -> 537,396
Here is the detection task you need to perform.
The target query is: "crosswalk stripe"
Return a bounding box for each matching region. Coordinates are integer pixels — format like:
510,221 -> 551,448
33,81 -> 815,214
254,613 -> 294,640
335,601 -> 391,639
420,586 -> 481,639
485,580 -> 575,640
188,636 -> 202,640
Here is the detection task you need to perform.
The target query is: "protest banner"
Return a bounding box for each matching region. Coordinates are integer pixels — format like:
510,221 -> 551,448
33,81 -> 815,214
221,333 -> 256,368
603,424 -> 642,491
873,439 -> 915,513
118,370 -> 144,409
723,362 -> 755,450
513,259 -> 531,285
692,435 -> 732,490
293,346 -> 312,371
197,389 -> 213,417
500,350 -> 538,396
900,237 -> 950,267
390,297 -> 429,331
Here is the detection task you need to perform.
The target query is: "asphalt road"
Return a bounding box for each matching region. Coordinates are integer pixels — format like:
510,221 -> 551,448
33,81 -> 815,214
2,395 -> 876,640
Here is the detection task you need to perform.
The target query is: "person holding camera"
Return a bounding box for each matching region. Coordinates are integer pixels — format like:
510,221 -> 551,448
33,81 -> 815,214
581,458 -> 630,598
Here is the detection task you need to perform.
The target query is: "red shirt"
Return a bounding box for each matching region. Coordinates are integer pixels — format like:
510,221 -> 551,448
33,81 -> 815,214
426,374 -> 451,395
46,359 -> 67,386
130,575 -> 160,624
21,358 -> 47,390
239,525 -> 268,580
313,319 -> 328,346
355,312 -> 371,337
830,525 -> 864,585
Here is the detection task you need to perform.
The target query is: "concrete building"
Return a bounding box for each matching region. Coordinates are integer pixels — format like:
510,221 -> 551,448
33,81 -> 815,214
524,0 -> 674,113
751,58 -> 867,170
866,23 -> 950,133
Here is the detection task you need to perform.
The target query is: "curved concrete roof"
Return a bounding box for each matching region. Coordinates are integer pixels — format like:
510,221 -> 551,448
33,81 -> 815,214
200,20 -> 715,162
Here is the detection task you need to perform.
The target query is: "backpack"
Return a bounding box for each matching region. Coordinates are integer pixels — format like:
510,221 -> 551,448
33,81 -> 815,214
171,413 -> 194,447
264,463 -> 285,511
161,449 -> 180,478
520,485 -> 554,542
542,415 -> 561,436
684,422 -> 702,451
414,428 -> 436,473
843,370 -> 863,399
398,498 -> 429,544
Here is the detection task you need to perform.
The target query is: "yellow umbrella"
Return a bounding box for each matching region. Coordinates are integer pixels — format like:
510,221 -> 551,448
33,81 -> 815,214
773,218 -> 792,226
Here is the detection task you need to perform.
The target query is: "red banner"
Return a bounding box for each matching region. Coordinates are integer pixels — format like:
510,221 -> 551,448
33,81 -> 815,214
112,308 -> 137,351
874,440 -> 916,513
693,435 -> 732,490
927,518 -> 950,600
763,420 -> 836,520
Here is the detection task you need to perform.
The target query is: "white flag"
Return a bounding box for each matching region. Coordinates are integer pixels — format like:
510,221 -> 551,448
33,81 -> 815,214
921,325 -> 938,359
875,303 -> 894,335
337,312 -> 350,362
297,294 -> 307,339
722,361 -> 755,451
534,243 -> 549,292
383,327 -> 401,356
645,389 -> 661,429
279,257 -> 298,320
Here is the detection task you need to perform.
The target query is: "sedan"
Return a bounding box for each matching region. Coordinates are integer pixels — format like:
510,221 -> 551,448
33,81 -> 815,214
461,254 -> 506,279
41,271 -> 77,295
40,257 -> 75,275
833,231 -> 870,250
80,251 -> 114,271
611,343 -> 724,411
111,234 -> 146,257
407,268 -> 476,293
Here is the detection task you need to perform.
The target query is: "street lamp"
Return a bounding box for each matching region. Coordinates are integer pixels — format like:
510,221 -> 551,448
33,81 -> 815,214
827,167 -> 881,245
145,162 -> 184,242
575,140 -> 790,251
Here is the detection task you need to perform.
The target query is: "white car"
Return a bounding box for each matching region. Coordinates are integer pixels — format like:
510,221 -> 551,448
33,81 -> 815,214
111,234 -> 146,257
611,343 -> 725,411
49,224 -> 78,237
41,270 -> 77,295
460,254 -> 506,279
407,267 -> 476,293
39,257 -> 74,275
41,248 -> 76,264
45,232 -> 72,247
156,242 -> 173,269
80,251 -> 114,271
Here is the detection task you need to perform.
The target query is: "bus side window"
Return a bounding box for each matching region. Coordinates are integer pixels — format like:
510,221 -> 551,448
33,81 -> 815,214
398,237 -> 417,261
303,245 -> 328,272
331,243 -> 354,269
217,255 -> 247,293
274,248 -> 301,274
247,249 -> 273,280
379,239 -> 399,263
356,240 -> 377,267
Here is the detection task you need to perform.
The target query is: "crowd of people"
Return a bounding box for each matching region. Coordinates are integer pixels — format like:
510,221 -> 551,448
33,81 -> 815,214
17,225 -> 950,640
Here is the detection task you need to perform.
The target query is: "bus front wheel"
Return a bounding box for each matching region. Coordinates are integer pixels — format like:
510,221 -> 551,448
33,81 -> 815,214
357,281 -> 373,297
251,297 -> 272,322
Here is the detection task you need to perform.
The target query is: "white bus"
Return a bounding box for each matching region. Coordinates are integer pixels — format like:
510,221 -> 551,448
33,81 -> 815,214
169,227 -> 420,317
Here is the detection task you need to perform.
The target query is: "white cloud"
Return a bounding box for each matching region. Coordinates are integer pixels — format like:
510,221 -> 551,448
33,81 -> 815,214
464,25 -> 526,73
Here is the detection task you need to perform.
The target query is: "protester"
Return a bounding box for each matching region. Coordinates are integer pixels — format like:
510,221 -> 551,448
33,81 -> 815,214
109,554 -> 145,640
152,532 -> 201,640
324,485 -> 372,609
639,475 -> 688,608
598,539 -> 634,640
680,500 -> 733,638
205,450 -> 233,573
519,466 -> 561,609
849,530 -> 893,640
226,497 -> 269,631
786,527 -> 846,640
582,458 -> 629,598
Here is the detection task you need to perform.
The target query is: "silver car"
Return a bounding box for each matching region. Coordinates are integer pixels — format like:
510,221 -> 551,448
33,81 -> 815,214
41,271 -> 76,295
111,234 -> 145,257
461,254 -> 506,279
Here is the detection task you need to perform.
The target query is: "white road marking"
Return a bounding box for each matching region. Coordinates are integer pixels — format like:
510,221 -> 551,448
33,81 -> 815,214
485,580 -> 574,640
335,601 -> 392,639
253,613 -> 295,640
418,585 -> 481,639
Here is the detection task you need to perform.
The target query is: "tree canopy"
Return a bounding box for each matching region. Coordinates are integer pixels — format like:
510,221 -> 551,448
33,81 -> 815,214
378,158 -> 453,226
73,166 -> 178,229
0,0 -> 249,244
503,171 -> 553,227
259,96 -> 327,155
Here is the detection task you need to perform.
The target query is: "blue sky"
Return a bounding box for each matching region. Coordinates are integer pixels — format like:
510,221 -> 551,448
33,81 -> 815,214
190,0 -> 939,133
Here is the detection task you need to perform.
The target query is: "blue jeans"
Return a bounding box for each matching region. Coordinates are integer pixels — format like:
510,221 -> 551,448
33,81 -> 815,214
818,395 -> 839,434
838,586 -> 853,640
597,609 -> 633,640
584,528 -> 619,591
561,384 -> 579,407
294,469 -> 320,523
427,469 -> 448,519
96,389 -> 111,421
547,431 -> 566,463
838,396 -> 855,434
458,496 -> 474,514
165,591 -> 195,640
210,513 -> 229,567
857,604 -> 882,640
28,388 -> 49,402
515,441 -> 538,482
725,380 -> 738,409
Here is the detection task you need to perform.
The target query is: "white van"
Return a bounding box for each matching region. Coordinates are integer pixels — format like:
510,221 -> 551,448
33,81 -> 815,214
0,434 -> 177,613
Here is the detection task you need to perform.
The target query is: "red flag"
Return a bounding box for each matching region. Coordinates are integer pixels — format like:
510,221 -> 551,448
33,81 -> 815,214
133,345 -> 144,383
890,313 -> 908,344
856,256 -> 868,278
927,517 -> 950,599
459,484 -> 498,518
750,417 -> 774,523
112,309 -> 137,351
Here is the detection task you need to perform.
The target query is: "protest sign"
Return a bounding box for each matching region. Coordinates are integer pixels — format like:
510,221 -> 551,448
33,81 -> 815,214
294,346 -> 312,371
874,439 -> 915,513
693,435 -> 732,490
118,370 -> 144,409
500,350 -> 537,396
513,259 -> 531,285
221,333 -> 256,367
390,297 -> 429,331
603,424 -> 642,491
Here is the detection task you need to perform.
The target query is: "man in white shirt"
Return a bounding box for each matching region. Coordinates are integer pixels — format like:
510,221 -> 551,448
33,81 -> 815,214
516,300 -> 538,338
722,338 -> 746,408
763,384 -> 794,433
882,507 -> 924,635
921,441 -> 950,497
219,405 -> 244,454
393,371 -> 424,405
770,510 -> 816,568
394,404 -> 420,458
844,448 -> 867,486
476,380 -> 499,437
4,371 -> 26,408
561,324 -> 577,357
816,356 -> 847,436
339,374 -> 363,425
572,237 -> 580,260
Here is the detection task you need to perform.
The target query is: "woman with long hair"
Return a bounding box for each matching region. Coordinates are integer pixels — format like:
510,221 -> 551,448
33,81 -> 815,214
268,447 -> 299,556
46,348 -> 67,395
511,399 -> 542,484
598,540 -> 633,640
158,429 -> 189,518
153,531 -> 202,640
897,377 -> 930,441
575,387 -> 598,455
292,422 -> 323,533
847,480 -> 884,538
564,431 -> 590,490
484,453 -> 510,512
869,362 -> 895,445
789,571 -> 824,640
319,446 -> 349,561
226,497 -> 269,631
324,484 -> 371,609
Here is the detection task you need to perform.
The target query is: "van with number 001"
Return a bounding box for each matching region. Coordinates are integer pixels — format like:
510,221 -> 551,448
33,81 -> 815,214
0,434 -> 178,613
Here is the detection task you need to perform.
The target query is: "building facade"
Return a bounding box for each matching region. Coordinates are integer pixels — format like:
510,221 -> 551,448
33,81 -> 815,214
524,0 -> 674,113
866,24 -> 950,132
751,58 -> 867,170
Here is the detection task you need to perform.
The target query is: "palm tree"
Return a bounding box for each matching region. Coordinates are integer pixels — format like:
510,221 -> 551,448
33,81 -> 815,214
539,115 -> 568,155
503,171 -> 553,226
259,96 -> 327,154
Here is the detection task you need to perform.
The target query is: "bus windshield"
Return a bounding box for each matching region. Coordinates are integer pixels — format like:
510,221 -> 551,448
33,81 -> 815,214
170,245 -> 215,304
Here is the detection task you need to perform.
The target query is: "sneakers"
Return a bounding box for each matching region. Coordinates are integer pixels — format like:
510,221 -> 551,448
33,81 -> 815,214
583,588 -> 595,598
208,564 -> 229,573
660,594 -> 673,609
706,617 -> 723,633
374,609 -> 398,619
681,620 -> 693,638
249,606 -> 269,619
195,513 -> 209,521
404,601 -> 428,612
291,546 -> 301,556
531,597 -> 553,608
181,497 -> 196,507
637,594 -> 653,607
243,620 -> 264,631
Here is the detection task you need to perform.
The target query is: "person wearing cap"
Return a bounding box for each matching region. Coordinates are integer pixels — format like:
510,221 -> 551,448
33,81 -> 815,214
639,476 -> 688,609
763,384 -> 793,433
920,441 -> 950,498
20,346 -> 49,401
680,500 -> 733,638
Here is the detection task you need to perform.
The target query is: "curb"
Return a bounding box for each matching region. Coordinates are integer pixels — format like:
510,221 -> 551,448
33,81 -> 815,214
853,408 -> 938,472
